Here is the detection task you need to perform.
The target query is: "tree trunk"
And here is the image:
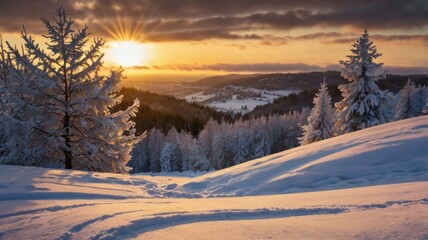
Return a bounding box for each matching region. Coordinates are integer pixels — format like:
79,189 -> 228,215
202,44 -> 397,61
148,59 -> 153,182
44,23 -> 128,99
64,113 -> 72,169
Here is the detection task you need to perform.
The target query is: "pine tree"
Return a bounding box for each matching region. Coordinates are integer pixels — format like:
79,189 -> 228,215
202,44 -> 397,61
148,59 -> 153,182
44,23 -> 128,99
232,121 -> 250,165
0,37 -> 49,166
128,140 -> 149,173
198,118 -> 217,169
335,28 -> 393,134
148,128 -> 163,172
253,119 -> 271,158
300,80 -> 335,145
160,143 -> 173,172
283,110 -> 308,149
177,132 -> 193,171
212,123 -> 233,169
0,7 -> 144,172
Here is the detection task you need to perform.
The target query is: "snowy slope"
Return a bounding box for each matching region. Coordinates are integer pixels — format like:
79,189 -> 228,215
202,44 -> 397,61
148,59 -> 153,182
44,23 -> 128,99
177,116 -> 428,197
0,116 -> 427,239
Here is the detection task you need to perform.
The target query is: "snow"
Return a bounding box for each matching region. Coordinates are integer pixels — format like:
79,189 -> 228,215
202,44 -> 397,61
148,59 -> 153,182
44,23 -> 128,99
1,116 -> 428,239
184,91 -> 215,102
184,87 -> 299,113
179,116 -> 428,197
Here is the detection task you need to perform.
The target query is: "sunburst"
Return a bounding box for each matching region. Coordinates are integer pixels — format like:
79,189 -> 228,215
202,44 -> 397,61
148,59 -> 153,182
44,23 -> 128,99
101,16 -> 152,67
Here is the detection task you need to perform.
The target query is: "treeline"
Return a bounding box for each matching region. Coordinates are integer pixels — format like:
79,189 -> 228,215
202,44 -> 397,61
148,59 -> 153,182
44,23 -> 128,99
114,87 -> 234,137
129,110 -> 310,173
249,73 -> 428,117
128,29 -> 428,174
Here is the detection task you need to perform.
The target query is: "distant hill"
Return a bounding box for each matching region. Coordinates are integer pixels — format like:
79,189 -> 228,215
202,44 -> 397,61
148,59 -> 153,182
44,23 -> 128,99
248,73 -> 428,117
115,88 -> 232,136
208,71 -> 346,91
116,72 -> 428,131
190,74 -> 260,88
189,71 -> 428,92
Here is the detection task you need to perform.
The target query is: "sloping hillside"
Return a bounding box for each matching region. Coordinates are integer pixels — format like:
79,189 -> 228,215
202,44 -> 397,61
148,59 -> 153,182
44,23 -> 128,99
0,116 -> 427,239
116,87 -> 232,135
178,116 -> 428,196
192,71 -> 428,91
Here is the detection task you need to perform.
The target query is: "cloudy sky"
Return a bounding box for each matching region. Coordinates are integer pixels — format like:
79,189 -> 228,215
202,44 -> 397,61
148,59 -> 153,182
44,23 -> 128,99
1,0 -> 427,81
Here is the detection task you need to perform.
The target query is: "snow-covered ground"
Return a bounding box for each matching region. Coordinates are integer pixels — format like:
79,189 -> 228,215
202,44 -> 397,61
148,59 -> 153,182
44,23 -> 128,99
0,116 -> 427,239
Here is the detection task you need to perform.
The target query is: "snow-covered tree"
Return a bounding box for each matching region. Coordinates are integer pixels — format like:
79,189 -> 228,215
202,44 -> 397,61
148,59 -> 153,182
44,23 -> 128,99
160,143 -> 173,172
267,114 -> 284,153
147,128 -> 163,172
395,79 -> 421,119
335,28 -> 393,134
165,127 -> 182,171
128,107 -> 317,173
253,119 -> 271,158
212,123 -> 233,169
128,141 -> 149,173
283,109 -> 309,149
198,118 -> 217,169
0,37 -> 49,167
232,121 -> 250,165
177,132 -> 194,171
0,7 -> 144,173
300,80 -> 335,145
413,86 -> 428,115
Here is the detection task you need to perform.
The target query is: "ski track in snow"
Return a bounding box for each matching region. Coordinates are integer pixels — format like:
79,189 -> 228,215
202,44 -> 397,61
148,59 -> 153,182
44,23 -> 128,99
96,200 -> 428,239
0,202 -> 114,219
57,209 -> 146,240
1,196 -> 426,239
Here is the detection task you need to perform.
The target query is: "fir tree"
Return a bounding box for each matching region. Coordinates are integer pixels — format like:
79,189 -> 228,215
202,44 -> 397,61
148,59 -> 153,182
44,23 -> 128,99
0,7 -> 144,172
148,128 -> 163,172
233,121 -> 250,165
212,123 -> 233,169
335,28 -> 393,134
253,119 -> 271,158
300,80 -> 335,145
160,143 -> 173,172
198,118 -> 217,169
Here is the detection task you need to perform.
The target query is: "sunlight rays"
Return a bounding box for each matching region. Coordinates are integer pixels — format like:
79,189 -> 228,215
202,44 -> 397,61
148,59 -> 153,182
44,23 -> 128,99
101,16 -> 153,67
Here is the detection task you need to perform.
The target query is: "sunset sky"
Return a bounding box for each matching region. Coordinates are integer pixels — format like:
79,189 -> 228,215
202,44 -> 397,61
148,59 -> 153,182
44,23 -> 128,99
1,0 -> 427,82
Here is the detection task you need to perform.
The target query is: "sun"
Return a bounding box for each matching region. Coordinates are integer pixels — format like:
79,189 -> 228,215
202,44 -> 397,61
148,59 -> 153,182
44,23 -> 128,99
107,41 -> 150,67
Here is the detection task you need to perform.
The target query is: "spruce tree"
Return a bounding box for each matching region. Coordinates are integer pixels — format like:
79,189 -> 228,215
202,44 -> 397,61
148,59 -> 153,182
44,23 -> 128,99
0,7 -> 144,172
300,80 -> 335,145
160,143 -> 173,172
335,28 -> 393,134
396,79 -> 427,120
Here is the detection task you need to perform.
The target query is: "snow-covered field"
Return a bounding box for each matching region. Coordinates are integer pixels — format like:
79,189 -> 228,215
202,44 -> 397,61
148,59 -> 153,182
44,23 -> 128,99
184,87 -> 299,113
1,116 -> 428,239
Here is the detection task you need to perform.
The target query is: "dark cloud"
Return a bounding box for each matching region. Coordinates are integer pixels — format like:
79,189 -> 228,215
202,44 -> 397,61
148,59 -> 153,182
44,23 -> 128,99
325,34 -> 428,45
143,31 -> 263,42
0,0 -> 427,44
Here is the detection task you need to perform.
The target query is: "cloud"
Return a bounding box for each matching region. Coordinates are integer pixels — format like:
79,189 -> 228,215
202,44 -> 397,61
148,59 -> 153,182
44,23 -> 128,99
129,62 -> 428,75
142,31 -> 263,42
130,63 -> 338,72
324,34 -> 428,45
128,65 -> 150,70
0,0 -> 427,44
